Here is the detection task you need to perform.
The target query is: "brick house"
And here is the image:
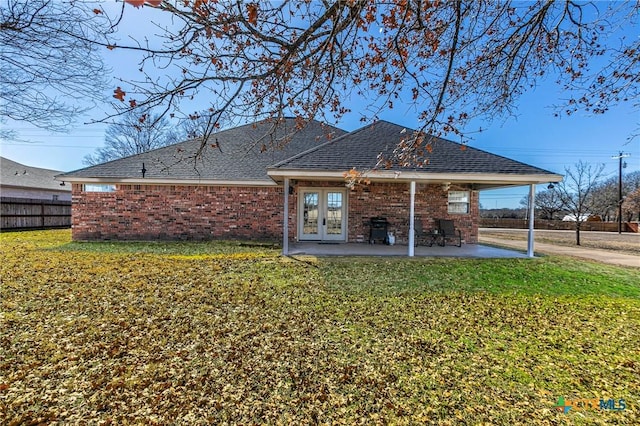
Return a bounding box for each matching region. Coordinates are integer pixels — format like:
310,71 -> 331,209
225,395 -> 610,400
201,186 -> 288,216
1,157 -> 71,201
57,119 -> 561,253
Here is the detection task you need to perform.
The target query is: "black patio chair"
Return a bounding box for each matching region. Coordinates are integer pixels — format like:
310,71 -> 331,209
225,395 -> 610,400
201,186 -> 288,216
414,220 -> 426,246
414,219 -> 441,247
437,219 -> 462,247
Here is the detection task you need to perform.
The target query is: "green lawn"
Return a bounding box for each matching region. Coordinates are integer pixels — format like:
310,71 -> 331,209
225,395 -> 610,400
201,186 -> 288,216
1,230 -> 638,424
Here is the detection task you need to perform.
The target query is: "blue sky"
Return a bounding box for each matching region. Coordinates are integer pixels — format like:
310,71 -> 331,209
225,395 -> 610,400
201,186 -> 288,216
1,2 -> 639,209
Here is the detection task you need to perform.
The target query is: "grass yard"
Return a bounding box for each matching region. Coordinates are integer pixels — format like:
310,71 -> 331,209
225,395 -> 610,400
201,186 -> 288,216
1,230 -> 639,425
480,229 -> 640,256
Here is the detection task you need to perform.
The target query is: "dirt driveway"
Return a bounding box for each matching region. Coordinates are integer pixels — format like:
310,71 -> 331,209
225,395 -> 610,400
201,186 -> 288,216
479,228 -> 639,268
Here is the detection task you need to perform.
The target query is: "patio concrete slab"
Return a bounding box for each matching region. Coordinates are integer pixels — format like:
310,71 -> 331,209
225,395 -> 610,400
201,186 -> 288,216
287,242 -> 529,258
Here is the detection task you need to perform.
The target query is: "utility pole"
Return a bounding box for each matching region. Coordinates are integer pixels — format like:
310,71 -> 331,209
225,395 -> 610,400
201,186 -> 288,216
612,152 -> 630,234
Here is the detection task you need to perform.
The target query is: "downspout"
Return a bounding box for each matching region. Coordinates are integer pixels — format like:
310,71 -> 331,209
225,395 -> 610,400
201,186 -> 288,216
283,178 -> 289,256
527,184 -> 535,258
408,181 -> 416,256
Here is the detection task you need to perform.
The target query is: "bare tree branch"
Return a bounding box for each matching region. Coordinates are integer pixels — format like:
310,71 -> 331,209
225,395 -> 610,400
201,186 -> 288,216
0,0 -> 116,134
83,110 -> 182,166
4,0 -> 638,164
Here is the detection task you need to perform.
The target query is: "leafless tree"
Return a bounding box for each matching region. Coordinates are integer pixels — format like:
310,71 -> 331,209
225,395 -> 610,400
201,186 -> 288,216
590,170 -> 640,221
98,0 -> 639,163
520,188 -> 564,220
622,187 -> 640,222
555,161 -> 606,245
620,170 -> 640,222
3,0 -> 638,163
589,179 -> 621,222
84,111 -> 181,166
0,0 -> 115,134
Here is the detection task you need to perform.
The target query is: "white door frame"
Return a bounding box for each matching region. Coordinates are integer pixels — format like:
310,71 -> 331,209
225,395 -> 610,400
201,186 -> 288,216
298,187 -> 347,241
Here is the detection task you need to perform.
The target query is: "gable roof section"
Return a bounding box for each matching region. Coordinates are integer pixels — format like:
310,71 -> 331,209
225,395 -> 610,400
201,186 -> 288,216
58,118 -> 346,184
1,157 -> 71,192
268,121 -> 562,187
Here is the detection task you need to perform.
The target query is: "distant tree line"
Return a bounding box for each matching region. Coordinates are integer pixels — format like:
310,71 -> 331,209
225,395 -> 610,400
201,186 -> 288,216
482,162 -> 639,245
481,167 -> 640,223
591,170 -> 640,222
515,167 -> 640,223
480,208 -> 528,220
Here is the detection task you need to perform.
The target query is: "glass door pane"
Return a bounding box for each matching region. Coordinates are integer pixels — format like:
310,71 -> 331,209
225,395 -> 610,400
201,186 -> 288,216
302,192 -> 319,237
298,188 -> 346,241
325,192 -> 343,235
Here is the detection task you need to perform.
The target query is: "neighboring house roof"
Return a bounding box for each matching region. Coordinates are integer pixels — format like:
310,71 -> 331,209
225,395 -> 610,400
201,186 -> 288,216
562,214 -> 591,222
1,157 -> 70,193
58,118 -> 346,184
268,120 -> 562,188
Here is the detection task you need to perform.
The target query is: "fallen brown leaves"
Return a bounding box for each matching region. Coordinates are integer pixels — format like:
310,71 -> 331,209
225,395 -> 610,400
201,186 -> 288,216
1,230 -> 638,424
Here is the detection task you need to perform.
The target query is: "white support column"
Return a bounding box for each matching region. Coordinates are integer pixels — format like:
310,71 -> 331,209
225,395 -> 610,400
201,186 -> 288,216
283,178 -> 290,256
408,181 -> 416,257
527,184 -> 535,258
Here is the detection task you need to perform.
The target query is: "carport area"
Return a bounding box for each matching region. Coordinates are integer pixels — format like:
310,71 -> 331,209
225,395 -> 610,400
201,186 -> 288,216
288,242 -> 528,258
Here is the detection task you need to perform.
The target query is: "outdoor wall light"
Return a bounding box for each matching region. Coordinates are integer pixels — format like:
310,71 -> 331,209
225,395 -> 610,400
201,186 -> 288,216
59,181 -> 66,186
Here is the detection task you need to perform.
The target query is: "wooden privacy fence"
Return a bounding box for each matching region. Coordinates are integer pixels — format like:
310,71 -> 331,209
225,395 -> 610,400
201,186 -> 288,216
1,197 -> 71,230
479,218 -> 638,232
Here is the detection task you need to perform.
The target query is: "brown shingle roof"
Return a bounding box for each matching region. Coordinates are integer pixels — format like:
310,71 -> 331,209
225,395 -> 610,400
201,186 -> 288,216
271,120 -> 558,176
1,157 -> 71,192
59,119 -> 346,181
59,119 -> 560,183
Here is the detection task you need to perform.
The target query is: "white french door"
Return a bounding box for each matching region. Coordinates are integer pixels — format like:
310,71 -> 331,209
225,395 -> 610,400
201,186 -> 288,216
299,188 -> 347,241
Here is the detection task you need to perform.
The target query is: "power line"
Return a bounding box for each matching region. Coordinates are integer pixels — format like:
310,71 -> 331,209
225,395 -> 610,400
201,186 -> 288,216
1,143 -> 102,148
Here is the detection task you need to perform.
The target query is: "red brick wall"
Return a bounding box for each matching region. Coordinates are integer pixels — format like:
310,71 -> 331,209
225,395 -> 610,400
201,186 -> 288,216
348,182 -> 478,244
71,184 -> 285,241
72,181 -> 479,243
292,181 -> 479,244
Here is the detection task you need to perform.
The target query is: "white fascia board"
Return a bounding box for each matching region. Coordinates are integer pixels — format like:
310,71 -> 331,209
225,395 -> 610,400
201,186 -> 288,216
57,176 -> 279,187
267,169 -> 563,185
1,184 -> 71,193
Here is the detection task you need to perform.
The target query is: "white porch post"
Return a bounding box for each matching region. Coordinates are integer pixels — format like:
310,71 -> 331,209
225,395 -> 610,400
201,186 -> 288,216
408,181 -> 416,257
283,178 -> 290,255
527,184 -> 535,258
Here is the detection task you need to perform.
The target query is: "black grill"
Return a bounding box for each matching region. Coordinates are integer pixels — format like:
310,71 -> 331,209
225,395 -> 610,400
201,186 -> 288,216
369,217 -> 389,244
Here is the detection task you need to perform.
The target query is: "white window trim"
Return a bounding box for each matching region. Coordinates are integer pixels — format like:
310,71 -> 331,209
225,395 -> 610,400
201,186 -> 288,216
448,190 -> 470,214
83,184 -> 117,193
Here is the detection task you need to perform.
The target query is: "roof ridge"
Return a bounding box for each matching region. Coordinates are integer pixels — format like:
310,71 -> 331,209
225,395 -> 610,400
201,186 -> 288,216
63,117 -> 346,176
269,120 -> 387,169
268,120 -> 562,178
1,156 -> 64,174
268,134 -> 341,169
58,118 -> 349,181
